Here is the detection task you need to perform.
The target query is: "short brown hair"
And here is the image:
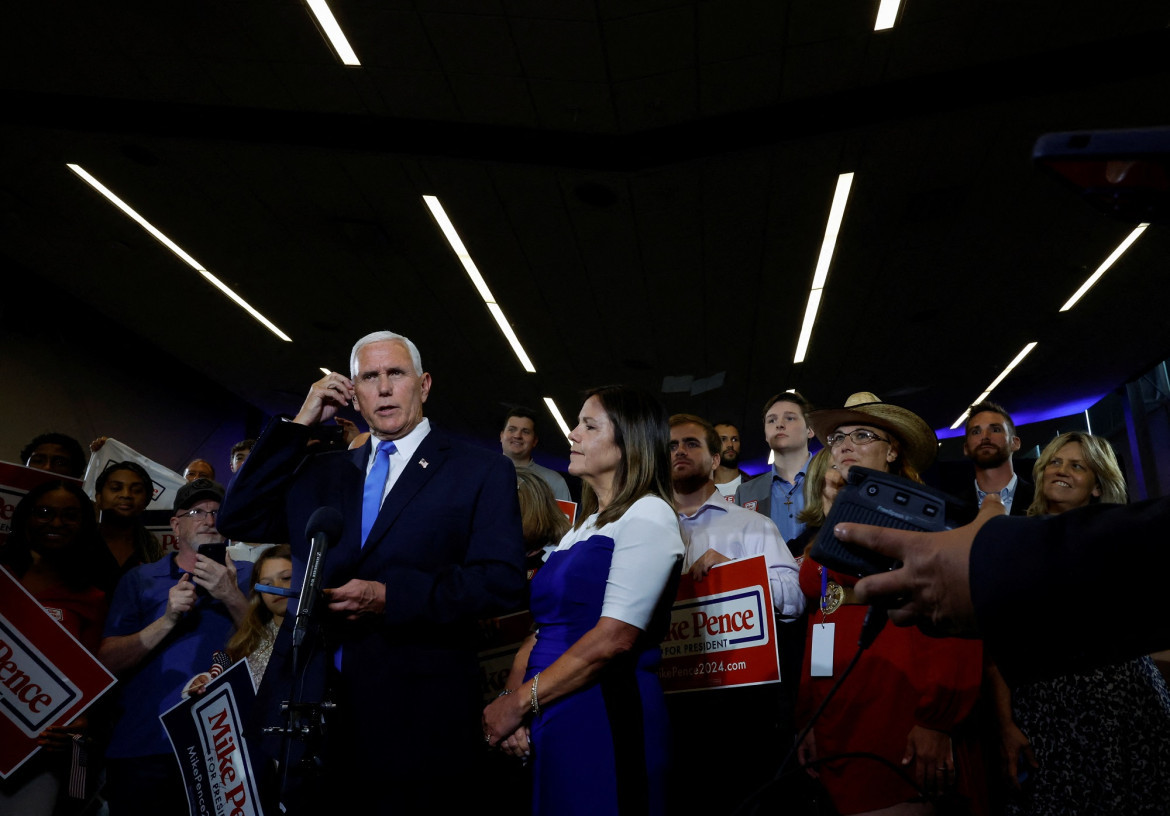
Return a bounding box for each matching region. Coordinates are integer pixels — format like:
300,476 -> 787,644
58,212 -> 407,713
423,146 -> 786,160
965,401 -> 1016,439
761,390 -> 811,423
669,413 -> 720,457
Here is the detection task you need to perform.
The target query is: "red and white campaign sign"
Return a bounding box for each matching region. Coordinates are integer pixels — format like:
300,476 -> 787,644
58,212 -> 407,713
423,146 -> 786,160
555,499 -> 577,527
0,568 -> 117,778
0,461 -> 82,547
658,554 -> 780,694
477,610 -> 535,703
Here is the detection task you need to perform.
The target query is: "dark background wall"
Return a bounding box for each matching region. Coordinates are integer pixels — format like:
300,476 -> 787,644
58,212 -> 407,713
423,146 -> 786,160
2,265 -> 266,478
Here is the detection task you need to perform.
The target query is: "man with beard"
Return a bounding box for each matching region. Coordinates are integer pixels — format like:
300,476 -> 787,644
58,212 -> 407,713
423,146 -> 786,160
671,414 -> 802,617
960,401 -> 1034,517
711,421 -> 752,501
666,414 -> 802,814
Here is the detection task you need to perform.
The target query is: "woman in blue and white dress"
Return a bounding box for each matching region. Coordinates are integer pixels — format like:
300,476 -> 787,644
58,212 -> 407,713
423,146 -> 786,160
483,385 -> 684,816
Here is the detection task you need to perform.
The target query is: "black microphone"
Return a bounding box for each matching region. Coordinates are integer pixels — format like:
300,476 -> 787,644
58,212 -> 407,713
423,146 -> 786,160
859,605 -> 889,650
292,507 -> 344,651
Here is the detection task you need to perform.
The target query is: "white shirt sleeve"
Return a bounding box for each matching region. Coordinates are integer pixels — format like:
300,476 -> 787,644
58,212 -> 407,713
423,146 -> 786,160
743,515 -> 805,620
599,497 -> 686,630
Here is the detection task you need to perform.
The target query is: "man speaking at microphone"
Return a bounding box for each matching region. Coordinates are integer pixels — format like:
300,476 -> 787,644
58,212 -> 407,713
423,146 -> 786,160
218,330 -> 525,812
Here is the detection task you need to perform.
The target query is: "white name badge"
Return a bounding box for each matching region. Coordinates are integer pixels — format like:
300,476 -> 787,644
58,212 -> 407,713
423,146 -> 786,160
810,622 -> 835,677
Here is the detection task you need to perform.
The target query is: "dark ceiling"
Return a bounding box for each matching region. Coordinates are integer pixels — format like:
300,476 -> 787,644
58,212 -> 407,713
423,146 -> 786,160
3,0 -> 1169,464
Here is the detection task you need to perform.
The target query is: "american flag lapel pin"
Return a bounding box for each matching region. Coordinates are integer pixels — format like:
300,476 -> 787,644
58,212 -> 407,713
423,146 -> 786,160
419,458 -> 429,469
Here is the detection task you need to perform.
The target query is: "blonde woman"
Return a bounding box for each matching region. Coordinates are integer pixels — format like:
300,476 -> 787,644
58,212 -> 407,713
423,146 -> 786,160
990,432 -> 1170,815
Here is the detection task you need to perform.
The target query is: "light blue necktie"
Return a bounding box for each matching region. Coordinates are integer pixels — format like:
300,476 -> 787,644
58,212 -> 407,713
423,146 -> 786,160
361,440 -> 397,547
339,440 -> 397,672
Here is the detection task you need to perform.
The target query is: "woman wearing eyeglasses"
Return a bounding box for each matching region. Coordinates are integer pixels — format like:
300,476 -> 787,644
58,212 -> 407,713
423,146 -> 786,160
0,480 -> 109,814
795,393 -> 983,816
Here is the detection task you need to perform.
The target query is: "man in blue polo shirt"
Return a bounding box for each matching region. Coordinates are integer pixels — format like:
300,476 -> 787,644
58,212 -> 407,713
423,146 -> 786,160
98,478 -> 251,816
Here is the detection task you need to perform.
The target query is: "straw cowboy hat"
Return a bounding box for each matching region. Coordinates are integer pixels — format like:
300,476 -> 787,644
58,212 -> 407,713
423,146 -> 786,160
808,391 -> 938,473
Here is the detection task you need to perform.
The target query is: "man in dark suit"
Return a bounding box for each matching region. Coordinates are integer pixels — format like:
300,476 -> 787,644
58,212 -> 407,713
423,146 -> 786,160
218,330 -> 525,814
953,401 -> 1035,521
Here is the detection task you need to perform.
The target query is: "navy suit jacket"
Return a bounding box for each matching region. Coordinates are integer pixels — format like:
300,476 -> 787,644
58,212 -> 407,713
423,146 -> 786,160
948,472 -> 1036,525
218,418 -> 525,804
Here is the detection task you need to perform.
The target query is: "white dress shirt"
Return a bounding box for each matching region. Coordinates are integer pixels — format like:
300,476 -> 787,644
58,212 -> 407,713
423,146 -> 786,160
366,417 -> 432,505
678,490 -> 804,620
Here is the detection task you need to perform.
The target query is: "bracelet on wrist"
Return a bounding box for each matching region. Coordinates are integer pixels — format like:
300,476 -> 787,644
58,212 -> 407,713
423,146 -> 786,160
496,688 -> 514,699
530,672 -> 541,717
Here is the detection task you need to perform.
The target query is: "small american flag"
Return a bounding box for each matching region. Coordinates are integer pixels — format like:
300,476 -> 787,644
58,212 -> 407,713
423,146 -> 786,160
67,734 -> 87,798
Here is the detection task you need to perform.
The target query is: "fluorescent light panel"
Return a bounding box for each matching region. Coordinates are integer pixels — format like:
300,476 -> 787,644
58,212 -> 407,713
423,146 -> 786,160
320,367 -> 332,376
544,398 -> 572,438
304,0 -> 361,65
66,164 -> 292,343
794,172 -> 854,364
422,195 -> 537,373
949,342 -> 1038,429
1060,224 -> 1148,312
874,0 -> 902,30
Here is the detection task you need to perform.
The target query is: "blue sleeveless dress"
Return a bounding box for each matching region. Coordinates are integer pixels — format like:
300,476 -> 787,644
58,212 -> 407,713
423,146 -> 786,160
525,497 -> 683,816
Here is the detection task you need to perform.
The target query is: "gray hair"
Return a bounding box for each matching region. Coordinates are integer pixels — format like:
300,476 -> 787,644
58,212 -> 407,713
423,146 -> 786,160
349,331 -> 424,379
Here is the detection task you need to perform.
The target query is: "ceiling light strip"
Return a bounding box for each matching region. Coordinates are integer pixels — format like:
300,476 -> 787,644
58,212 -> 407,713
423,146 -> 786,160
1059,223 -> 1148,312
487,303 -> 536,373
67,164 -> 204,271
794,172 -> 854,364
949,342 -> 1038,429
423,195 -> 537,373
544,398 -> 572,439
67,163 -> 292,343
874,0 -> 902,30
304,0 -> 361,65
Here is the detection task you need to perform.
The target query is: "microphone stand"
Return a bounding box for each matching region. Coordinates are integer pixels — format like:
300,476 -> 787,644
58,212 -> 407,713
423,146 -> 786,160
263,511 -> 341,811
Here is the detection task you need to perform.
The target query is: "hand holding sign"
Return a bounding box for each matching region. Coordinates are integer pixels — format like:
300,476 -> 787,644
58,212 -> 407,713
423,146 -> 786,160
688,549 -> 730,582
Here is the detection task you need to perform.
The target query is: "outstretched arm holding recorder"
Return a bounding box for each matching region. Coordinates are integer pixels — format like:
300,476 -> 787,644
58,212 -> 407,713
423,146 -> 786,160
846,494 -> 1170,683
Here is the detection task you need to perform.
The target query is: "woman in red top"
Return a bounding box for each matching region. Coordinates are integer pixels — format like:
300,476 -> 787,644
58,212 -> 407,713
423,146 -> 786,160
796,393 -> 983,816
0,480 -> 110,815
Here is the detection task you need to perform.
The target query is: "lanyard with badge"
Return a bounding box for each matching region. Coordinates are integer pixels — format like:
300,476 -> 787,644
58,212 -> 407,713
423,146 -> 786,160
811,564 -> 845,676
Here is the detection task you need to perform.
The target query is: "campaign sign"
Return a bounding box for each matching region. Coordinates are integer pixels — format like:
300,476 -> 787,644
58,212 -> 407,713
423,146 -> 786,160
83,437 -> 185,511
0,568 -> 117,778
0,461 -> 82,546
658,555 -> 780,693
477,610 -> 535,703
145,509 -> 181,555
161,661 -> 265,816
555,499 -> 577,527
